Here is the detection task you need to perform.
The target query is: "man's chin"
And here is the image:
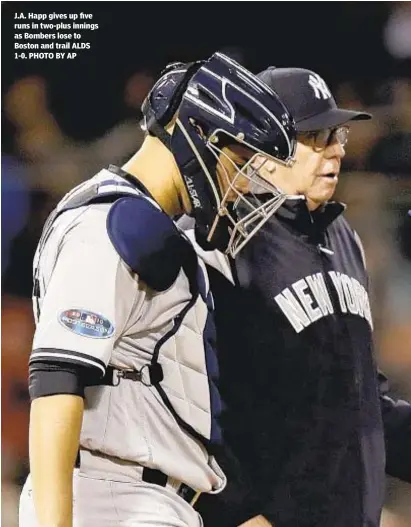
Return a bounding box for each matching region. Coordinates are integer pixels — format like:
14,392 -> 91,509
307,193 -> 336,210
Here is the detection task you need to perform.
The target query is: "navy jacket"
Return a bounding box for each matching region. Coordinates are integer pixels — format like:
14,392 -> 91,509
193,199 -> 411,527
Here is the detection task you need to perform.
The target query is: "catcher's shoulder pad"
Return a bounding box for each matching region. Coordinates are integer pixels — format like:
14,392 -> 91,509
107,195 -> 191,292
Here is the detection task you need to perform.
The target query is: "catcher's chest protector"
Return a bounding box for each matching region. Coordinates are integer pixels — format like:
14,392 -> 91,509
34,166 -> 223,451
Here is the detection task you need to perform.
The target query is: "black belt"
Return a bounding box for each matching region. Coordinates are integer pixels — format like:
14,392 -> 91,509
142,467 -> 201,507
74,455 -> 201,507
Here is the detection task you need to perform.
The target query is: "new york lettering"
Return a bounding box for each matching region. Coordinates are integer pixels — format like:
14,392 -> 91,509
274,271 -> 373,333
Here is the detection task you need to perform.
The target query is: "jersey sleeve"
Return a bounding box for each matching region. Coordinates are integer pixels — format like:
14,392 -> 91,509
31,208 -> 139,376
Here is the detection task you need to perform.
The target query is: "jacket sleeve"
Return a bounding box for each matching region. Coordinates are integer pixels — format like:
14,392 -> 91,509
379,371 -> 411,482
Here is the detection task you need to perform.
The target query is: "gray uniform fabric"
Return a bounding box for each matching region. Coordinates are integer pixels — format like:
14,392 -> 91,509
19,169 -> 225,527
20,463 -> 203,527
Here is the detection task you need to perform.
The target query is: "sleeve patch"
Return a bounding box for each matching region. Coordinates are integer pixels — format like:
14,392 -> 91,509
58,309 -> 114,339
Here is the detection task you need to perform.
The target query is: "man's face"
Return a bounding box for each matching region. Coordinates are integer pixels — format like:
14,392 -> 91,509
254,126 -> 348,210
295,127 -> 348,209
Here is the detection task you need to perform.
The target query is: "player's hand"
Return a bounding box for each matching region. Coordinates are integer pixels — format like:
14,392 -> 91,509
238,514 -> 273,527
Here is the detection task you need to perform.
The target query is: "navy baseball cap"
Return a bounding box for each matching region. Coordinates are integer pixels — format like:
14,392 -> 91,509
258,67 -> 372,132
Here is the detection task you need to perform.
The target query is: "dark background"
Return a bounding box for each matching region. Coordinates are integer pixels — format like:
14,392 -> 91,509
2,2 -> 409,142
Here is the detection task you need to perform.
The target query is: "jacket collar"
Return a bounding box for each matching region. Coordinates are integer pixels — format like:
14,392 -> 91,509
275,197 -> 346,235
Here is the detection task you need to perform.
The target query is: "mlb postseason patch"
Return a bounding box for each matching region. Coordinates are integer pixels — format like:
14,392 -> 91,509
59,309 -> 114,339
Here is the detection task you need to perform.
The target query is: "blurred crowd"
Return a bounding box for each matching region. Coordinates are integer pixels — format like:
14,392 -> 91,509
2,5 -> 411,525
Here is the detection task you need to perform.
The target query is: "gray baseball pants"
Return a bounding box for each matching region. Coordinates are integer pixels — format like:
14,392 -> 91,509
19,450 -> 203,527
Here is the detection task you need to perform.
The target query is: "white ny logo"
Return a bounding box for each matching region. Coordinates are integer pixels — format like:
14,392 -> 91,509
308,73 -> 332,100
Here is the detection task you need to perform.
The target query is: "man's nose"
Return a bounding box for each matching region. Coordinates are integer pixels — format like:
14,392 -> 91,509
326,140 -> 346,159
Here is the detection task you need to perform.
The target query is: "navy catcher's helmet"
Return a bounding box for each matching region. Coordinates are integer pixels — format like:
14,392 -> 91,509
142,52 -> 297,256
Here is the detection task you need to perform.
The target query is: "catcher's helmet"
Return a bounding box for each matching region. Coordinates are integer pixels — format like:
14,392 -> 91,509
142,52 -> 297,256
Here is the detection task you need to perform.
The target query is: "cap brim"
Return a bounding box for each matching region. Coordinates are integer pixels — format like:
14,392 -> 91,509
296,108 -> 372,132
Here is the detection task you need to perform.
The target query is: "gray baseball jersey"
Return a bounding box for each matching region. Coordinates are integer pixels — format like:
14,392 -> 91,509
29,168 -> 226,494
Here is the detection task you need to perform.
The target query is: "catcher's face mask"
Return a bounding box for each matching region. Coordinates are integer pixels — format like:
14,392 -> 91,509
207,136 -> 289,257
